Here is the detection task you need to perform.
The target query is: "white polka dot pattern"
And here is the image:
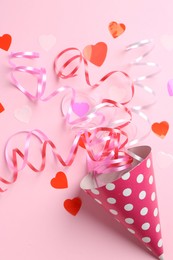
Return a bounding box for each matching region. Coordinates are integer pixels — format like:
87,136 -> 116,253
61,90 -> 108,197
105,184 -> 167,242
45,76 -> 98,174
149,175 -> 154,185
156,224 -> 160,233
142,223 -> 150,230
106,183 -> 115,191
128,228 -> 135,234
147,159 -> 151,168
91,189 -> 99,195
122,172 -> 130,180
124,204 -> 133,211
139,190 -> 146,200
85,152 -> 163,257
137,174 -> 144,183
107,197 -> 116,204
154,208 -> 158,217
140,207 -> 148,216
123,188 -> 132,197
151,192 -> 156,201
125,218 -> 134,224
109,209 -> 118,215
142,237 -> 151,243
158,239 -> 163,248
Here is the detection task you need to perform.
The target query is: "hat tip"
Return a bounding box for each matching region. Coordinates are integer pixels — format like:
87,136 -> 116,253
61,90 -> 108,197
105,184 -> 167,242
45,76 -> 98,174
158,254 -> 164,260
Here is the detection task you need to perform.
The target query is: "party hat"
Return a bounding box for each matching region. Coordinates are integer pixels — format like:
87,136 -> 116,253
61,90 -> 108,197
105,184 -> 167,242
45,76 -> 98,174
80,146 -> 164,259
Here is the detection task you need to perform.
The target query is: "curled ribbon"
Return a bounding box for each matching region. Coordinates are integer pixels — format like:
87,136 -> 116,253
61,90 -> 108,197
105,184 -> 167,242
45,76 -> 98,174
2,49 -> 137,191
124,39 -> 160,146
2,125 -> 133,192
4,41 -> 159,191
10,50 -> 134,103
54,47 -> 133,94
125,39 -> 160,110
9,51 -> 134,130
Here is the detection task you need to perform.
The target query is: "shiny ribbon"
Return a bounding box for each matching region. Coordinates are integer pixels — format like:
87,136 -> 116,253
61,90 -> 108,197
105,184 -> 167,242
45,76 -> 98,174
10,50 -> 134,103
125,39 -> 160,109
2,126 -> 133,192
3,41 -> 159,191
54,47 -> 133,94
9,51 -> 134,129
2,49 -> 137,191
124,39 -> 160,146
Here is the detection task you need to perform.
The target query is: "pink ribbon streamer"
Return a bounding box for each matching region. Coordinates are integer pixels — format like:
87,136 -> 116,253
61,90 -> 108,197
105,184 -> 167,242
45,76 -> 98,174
9,51 -> 134,129
2,125 -> 133,192
10,50 -> 134,104
54,47 -> 134,104
2,48 -> 136,192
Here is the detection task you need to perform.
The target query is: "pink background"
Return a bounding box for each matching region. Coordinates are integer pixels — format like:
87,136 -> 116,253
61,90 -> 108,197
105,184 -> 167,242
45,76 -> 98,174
0,0 -> 173,259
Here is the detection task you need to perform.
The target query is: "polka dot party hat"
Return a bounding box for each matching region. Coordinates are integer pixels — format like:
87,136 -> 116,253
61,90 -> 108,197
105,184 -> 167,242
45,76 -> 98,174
80,146 -> 164,259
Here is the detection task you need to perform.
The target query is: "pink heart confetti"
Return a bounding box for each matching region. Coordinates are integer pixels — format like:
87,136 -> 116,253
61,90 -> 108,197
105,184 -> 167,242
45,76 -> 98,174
167,79 -> 173,96
72,102 -> 89,117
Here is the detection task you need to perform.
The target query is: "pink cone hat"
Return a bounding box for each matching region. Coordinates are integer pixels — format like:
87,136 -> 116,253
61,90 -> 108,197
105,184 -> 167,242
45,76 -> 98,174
80,146 -> 164,259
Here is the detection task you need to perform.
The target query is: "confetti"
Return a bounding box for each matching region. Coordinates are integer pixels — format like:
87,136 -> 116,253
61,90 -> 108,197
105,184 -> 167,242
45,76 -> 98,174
151,121 -> 169,138
0,103 -> 5,113
83,42 -> 107,66
79,132 -> 91,149
64,197 -> 82,216
108,21 -> 126,38
50,171 -> 68,189
0,34 -> 12,51
72,102 -> 90,117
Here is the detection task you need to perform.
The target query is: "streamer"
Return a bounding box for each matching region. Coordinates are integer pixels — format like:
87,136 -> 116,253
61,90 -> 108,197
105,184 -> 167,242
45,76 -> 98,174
9,51 -> 134,130
5,41 -> 159,191
124,39 -> 160,146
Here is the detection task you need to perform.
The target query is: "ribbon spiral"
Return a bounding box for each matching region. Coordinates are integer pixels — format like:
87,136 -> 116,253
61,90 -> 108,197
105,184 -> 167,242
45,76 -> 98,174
2,40 -> 159,191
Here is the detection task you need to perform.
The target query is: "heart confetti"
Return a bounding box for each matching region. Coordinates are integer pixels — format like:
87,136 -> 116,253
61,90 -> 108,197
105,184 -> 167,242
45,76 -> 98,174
0,103 -> 5,113
14,105 -> 32,124
39,34 -> 56,51
0,34 -> 12,51
50,171 -> 68,189
64,197 -> 82,216
108,21 -> 126,38
83,42 -> 107,66
167,79 -> 173,96
72,102 -> 89,117
79,132 -> 91,149
151,121 -> 169,138
157,151 -> 173,168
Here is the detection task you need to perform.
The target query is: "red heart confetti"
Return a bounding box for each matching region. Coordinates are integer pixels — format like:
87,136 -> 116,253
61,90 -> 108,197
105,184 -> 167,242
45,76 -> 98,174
151,121 -> 169,138
79,132 -> 91,149
0,34 -> 12,51
83,42 -> 107,66
64,197 -> 82,216
108,21 -> 126,38
0,103 -> 5,113
50,171 -> 68,189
